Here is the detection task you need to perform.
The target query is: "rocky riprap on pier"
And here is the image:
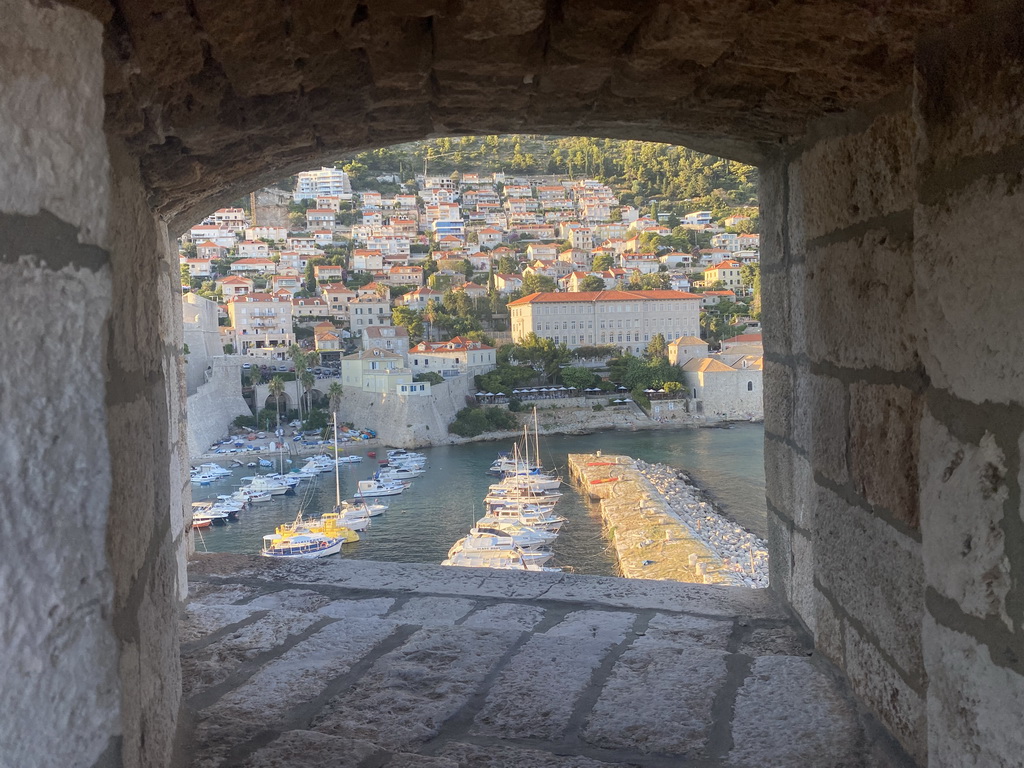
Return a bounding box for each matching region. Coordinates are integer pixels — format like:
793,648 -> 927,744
567,455 -> 767,586
179,556 -> 895,767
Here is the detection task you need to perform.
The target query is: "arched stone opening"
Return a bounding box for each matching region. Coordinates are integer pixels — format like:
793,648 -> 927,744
7,2 -> 1024,767
263,393 -> 293,412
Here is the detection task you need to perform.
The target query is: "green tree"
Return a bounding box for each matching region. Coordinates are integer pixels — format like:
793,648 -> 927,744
645,333 -> 668,361
268,375 -> 286,429
521,272 -> 557,294
304,259 -> 318,294
391,305 -> 424,342
577,275 -> 607,292
495,255 -> 519,274
592,252 -> 615,271
628,272 -> 671,290
327,381 -> 343,419
559,365 -> 598,389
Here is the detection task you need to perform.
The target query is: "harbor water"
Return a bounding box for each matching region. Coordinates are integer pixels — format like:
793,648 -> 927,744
193,424 -> 766,576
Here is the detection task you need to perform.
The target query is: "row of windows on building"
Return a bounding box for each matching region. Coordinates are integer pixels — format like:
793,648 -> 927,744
518,300 -> 688,317
540,332 -> 682,346
534,317 -> 682,332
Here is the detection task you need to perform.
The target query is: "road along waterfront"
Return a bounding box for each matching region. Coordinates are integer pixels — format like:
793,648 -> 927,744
192,424 -> 766,577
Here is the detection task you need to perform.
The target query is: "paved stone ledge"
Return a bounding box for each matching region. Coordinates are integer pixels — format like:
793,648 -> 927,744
180,555 -> 905,767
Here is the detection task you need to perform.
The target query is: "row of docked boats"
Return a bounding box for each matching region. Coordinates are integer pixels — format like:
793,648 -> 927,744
443,417 -> 567,572
260,427 -> 426,558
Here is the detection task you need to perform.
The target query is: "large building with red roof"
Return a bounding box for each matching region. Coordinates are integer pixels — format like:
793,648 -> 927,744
507,290 -> 701,356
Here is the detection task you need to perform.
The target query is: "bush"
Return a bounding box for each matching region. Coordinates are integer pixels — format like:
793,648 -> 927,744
414,371 -> 444,385
303,409 -> 329,432
507,397 -> 524,412
592,404 -> 604,412
233,414 -> 256,428
448,406 -> 518,437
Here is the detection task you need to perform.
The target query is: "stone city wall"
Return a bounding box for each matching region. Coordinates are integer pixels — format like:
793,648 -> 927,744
762,8 -> 1024,763
186,359 -> 254,457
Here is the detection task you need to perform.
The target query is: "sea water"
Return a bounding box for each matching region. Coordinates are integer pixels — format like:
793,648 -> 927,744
192,423 -> 766,576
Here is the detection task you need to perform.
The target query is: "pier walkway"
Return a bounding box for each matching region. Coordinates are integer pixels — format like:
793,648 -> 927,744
180,555 -> 906,767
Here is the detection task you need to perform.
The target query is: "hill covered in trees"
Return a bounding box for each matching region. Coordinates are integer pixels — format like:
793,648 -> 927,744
336,136 -> 757,211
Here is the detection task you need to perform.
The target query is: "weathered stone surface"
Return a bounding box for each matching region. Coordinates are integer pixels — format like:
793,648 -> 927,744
804,230 -> 919,372
179,604 -> 264,645
387,596 -> 477,625
792,370 -> 850,490
582,638 -> 728,755
814,486 -> 924,679
916,6 -> 1024,176
245,730 -> 382,768
923,616 -> 1024,768
438,742 -> 631,767
210,618 -> 400,722
790,531 -> 817,636
849,382 -> 921,529
180,610 -> 324,697
763,360 -> 795,441
0,0 -> 109,244
460,603 -> 546,632
792,111 -> 915,241
920,414 -> 1013,626
844,623 -> 926,764
312,626 -> 517,750
473,610 -> 634,740
728,656 -> 860,766
914,173 -> 1024,406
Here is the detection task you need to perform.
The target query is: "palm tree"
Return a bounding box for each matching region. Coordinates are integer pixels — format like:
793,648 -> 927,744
300,369 -> 316,415
268,375 -> 286,430
287,344 -> 307,420
327,382 -> 343,421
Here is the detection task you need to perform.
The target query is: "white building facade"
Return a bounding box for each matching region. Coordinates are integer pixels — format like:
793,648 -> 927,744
508,290 -> 701,356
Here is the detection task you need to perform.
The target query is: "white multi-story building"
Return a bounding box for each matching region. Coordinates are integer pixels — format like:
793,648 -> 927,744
408,336 -> 497,379
225,293 -> 295,356
508,289 -> 701,356
293,167 -> 352,202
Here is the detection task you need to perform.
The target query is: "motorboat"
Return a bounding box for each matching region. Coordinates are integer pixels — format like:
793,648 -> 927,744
441,549 -> 559,571
474,517 -> 559,543
483,507 -> 566,533
195,462 -> 232,477
356,479 -> 406,497
191,502 -> 230,525
375,466 -> 423,482
463,526 -> 554,552
244,475 -> 292,496
447,536 -> 553,566
260,531 -> 344,558
344,498 -> 387,516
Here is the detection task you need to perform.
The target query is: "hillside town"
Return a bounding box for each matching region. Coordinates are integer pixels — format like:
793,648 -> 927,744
180,154 -> 763,451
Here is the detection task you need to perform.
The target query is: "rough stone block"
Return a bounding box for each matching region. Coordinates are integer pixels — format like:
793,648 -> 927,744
386,597 -> 477,626
790,531 -> 816,634
210,618 -> 401,723
312,626 -> 517,751
814,485 -> 924,679
792,111 -> 915,241
845,623 -> 926,764
914,174 -> 1024,406
0,1 -> 109,245
759,265 -> 792,357
582,639 -> 728,755
849,382 -> 921,529
923,615 -> 1024,768
804,230 -> 919,372
473,611 -> 634,740
758,159 -> 787,269
728,656 -> 861,767
813,589 -> 845,667
763,360 -> 795,441
794,370 -> 849,486
764,434 -> 795,518
767,509 -> 793,603
920,412 -> 1013,626
916,7 -> 1024,175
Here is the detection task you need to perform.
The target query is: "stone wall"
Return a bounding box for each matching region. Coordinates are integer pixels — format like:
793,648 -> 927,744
0,5 -> 120,767
684,370 -> 764,421
763,6 -> 1024,764
186,358 -> 253,457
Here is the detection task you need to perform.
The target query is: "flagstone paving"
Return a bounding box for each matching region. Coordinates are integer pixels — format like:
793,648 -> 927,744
181,555 -> 913,767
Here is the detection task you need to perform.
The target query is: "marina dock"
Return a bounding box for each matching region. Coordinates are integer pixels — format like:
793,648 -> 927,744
568,453 -> 750,585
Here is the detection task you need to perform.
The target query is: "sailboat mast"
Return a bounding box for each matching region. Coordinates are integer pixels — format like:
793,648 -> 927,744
333,415 -> 342,510
533,406 -> 541,470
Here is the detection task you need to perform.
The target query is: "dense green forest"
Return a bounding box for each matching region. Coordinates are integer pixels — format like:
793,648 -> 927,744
333,136 -> 757,211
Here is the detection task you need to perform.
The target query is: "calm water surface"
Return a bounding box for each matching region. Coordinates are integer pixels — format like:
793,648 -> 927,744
193,424 -> 766,576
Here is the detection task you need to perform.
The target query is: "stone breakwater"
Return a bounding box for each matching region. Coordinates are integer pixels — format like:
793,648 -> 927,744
568,454 -> 768,587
